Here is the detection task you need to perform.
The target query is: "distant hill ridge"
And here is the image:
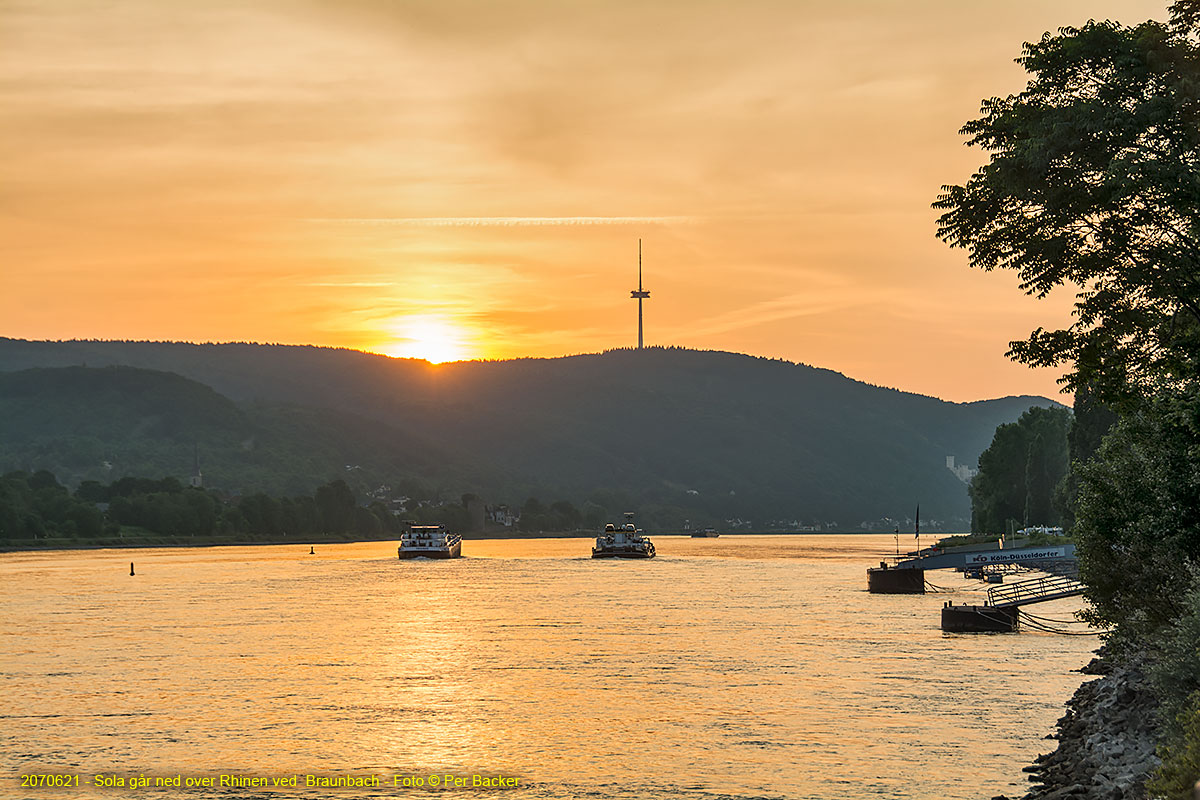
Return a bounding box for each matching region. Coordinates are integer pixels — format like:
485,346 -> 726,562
0,338 -> 1062,527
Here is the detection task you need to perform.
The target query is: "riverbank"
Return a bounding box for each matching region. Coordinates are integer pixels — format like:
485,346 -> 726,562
991,650 -> 1159,800
0,532 -> 393,553
0,529 -> 903,552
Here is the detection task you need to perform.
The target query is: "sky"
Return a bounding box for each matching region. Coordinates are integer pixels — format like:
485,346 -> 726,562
1,0 -> 1170,402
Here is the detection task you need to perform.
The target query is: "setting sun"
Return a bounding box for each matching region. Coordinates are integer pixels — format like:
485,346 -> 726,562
381,315 -> 475,363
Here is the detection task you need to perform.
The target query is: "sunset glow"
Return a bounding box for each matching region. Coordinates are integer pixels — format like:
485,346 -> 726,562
380,315 -> 476,364
0,0 -> 1166,401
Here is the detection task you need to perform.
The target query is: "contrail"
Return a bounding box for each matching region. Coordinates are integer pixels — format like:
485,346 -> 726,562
303,216 -> 696,227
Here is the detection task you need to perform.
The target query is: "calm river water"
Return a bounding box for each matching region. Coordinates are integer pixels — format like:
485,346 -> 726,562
1,535 -> 1095,800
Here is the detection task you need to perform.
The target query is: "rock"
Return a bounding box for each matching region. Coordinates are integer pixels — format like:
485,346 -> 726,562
1018,649 -> 1160,800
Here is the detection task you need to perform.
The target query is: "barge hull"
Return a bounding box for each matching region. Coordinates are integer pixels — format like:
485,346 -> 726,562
867,565 -> 925,594
398,542 -> 462,559
940,603 -> 1019,633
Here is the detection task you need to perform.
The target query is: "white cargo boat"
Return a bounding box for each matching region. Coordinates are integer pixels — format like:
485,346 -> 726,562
398,524 -> 462,559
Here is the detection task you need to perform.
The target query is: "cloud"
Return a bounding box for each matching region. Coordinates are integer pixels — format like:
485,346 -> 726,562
302,216 -> 697,227
675,291 -> 866,340
301,281 -> 396,287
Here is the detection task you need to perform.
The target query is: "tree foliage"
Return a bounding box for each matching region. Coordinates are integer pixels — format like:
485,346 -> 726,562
0,472 -> 400,542
1075,390 -> 1200,637
314,479 -> 356,533
938,5 -> 1200,792
0,471 -> 105,539
1145,570 -> 1200,800
1053,381 -> 1119,530
1069,373 -> 1200,797
968,406 -> 1071,533
517,497 -> 584,532
935,6 -> 1200,404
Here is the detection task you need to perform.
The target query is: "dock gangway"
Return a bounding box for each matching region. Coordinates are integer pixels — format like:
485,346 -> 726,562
986,571 -> 1086,609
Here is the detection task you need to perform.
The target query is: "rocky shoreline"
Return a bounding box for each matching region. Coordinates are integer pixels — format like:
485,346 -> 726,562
992,652 -> 1160,800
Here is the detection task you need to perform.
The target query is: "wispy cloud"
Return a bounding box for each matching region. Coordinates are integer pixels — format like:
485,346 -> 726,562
302,281 -> 396,287
302,216 -> 697,227
673,291 -> 869,340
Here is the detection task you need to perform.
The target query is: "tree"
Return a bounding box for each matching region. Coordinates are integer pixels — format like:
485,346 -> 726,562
1146,572 -> 1200,800
938,8 -> 1200,791
582,501 -> 607,530
1054,380 -> 1119,530
368,501 -> 399,534
1023,431 -> 1056,525
1074,391 -> 1200,638
934,5 -> 1200,405
280,496 -> 318,536
109,476 -> 183,498
968,406 -> 1071,533
75,480 -> 107,504
518,497 -> 545,532
238,493 -> 282,537
314,479 -> 356,533
181,489 -> 219,537
1067,381 -> 1120,465
67,504 -> 103,538
549,500 -> 583,530
28,469 -> 60,491
353,506 -> 382,537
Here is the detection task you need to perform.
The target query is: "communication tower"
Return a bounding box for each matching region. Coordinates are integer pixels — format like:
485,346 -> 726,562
630,239 -> 650,349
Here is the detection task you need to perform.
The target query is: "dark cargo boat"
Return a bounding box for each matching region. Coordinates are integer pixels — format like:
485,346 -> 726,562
593,513 -> 655,559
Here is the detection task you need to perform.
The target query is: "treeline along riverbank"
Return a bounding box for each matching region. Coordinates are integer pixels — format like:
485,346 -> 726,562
0,470 -> 403,548
0,469 -> 648,550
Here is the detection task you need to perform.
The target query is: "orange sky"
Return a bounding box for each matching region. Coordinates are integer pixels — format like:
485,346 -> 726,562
1,0 -> 1169,401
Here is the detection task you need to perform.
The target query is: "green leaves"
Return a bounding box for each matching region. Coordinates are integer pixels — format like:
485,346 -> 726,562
968,405 -> 1071,533
1074,391 -> 1200,637
935,16 -> 1200,404
950,8 -> 1200,790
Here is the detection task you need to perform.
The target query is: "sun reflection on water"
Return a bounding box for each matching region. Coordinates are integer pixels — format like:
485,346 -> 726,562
0,537 -> 1097,800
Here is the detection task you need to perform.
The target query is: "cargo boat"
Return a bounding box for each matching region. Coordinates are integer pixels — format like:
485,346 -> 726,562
593,513 -> 655,559
398,524 -> 462,559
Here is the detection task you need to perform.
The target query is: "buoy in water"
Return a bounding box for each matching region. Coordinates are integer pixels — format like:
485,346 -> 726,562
309,546 -> 315,555
130,562 -> 135,576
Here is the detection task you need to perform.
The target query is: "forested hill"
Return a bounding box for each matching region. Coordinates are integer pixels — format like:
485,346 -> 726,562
0,366 -> 479,500
0,339 -> 1062,527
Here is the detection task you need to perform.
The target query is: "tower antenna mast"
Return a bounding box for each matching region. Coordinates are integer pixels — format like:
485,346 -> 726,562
630,238 -> 650,349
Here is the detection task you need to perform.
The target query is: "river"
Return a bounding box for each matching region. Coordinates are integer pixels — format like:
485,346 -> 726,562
0,535 -> 1095,799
